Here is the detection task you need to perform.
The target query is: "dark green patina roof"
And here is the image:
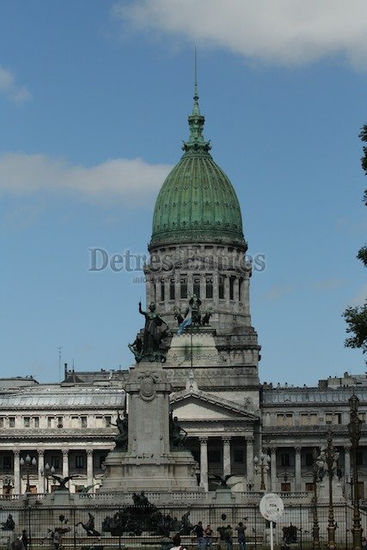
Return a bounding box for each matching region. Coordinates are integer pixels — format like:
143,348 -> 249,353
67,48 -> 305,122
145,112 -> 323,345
150,83 -> 245,249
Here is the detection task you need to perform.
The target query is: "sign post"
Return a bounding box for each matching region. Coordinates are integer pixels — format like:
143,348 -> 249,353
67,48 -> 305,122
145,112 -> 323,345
259,493 -> 284,550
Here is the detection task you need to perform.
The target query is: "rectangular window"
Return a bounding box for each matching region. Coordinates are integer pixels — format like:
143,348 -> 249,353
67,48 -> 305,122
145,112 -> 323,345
23,417 -> 30,428
357,451 -> 363,466
9,417 -> 15,428
0,417 -> 4,428
205,275 -> 213,299
81,416 -> 87,428
105,416 -> 112,427
193,276 -> 200,298
229,276 -> 235,300
160,280 -> 165,302
47,417 -> 53,428
233,448 -> 244,463
75,455 -> 85,469
50,456 -> 60,469
34,417 -> 39,428
99,456 -> 106,469
281,482 -> 291,492
208,449 -> 221,463
280,453 -> 290,467
359,412 -> 366,423
3,456 -> 12,470
305,452 -> 313,467
180,276 -> 188,299
219,276 -> 225,299
57,416 -> 63,428
305,482 -> 314,492
169,279 -> 175,300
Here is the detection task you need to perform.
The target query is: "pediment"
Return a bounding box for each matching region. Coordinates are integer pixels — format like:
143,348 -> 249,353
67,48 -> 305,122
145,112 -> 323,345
170,390 -> 258,422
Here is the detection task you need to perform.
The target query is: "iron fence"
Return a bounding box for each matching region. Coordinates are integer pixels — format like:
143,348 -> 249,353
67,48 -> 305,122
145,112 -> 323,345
0,503 -> 364,550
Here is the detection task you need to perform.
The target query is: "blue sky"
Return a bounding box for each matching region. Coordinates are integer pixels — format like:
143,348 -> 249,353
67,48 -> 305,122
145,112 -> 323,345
1,0 -> 367,385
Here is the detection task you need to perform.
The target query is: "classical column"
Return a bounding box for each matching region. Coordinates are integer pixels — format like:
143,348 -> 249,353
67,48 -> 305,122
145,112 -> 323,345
200,276 -> 206,301
213,273 -> 219,303
62,449 -> 69,478
38,450 -> 45,494
270,447 -> 277,491
295,446 -> 302,491
199,437 -> 208,491
87,449 -> 93,487
223,437 -> 231,477
246,437 -> 254,486
13,450 -> 20,494
224,276 -> 230,303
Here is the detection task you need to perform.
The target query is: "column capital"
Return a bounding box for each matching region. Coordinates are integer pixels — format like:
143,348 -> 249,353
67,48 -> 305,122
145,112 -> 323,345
344,445 -> 352,452
222,437 -> 232,444
86,448 -> 93,456
246,436 -> 254,443
13,450 -> 20,457
199,436 -> 208,444
62,448 -> 69,457
295,446 -> 302,453
38,449 -> 44,457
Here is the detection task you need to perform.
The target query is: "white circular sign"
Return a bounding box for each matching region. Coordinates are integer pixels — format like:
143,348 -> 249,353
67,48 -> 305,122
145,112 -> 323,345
259,493 -> 284,522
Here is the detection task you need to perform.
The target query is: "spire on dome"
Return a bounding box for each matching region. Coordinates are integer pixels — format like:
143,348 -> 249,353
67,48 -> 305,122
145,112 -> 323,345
183,49 -> 211,153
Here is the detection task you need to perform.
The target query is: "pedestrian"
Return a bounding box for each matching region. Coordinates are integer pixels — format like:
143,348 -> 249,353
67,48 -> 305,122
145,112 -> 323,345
224,525 -> 233,550
217,524 -> 227,550
235,522 -> 246,550
192,521 -> 205,550
170,533 -> 187,550
21,530 -> 28,550
204,524 -> 213,549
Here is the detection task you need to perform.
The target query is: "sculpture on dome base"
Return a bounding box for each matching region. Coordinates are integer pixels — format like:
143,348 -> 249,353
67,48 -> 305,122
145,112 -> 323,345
129,302 -> 169,363
111,411 -> 128,451
174,296 -> 213,334
169,412 -> 188,450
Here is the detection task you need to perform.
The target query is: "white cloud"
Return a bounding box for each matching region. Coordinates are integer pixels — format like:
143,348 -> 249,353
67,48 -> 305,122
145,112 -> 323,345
0,153 -> 171,205
0,65 -> 31,103
114,0 -> 367,69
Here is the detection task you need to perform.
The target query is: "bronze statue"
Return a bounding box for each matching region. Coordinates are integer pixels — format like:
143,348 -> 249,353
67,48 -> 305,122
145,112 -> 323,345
169,412 -> 187,449
129,302 -> 169,362
1,514 -> 15,531
111,411 -> 128,451
51,474 -> 73,491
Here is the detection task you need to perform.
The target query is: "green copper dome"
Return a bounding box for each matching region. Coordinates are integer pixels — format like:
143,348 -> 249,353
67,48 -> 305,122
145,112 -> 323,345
150,84 -> 246,250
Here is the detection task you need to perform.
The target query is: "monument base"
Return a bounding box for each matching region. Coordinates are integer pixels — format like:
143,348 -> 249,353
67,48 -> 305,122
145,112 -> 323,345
101,449 -> 200,492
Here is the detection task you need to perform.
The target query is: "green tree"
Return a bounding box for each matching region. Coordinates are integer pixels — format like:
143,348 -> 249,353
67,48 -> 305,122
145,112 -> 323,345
343,124 -> 367,357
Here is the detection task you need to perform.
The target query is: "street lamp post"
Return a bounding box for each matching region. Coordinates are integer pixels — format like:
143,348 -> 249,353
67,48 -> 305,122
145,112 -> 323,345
311,448 -> 323,550
254,451 -> 270,491
41,463 -> 56,493
349,393 -> 363,550
319,432 -> 339,550
20,455 -> 37,494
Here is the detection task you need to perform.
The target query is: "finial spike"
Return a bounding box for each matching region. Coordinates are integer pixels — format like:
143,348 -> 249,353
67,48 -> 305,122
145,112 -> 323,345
193,46 -> 200,115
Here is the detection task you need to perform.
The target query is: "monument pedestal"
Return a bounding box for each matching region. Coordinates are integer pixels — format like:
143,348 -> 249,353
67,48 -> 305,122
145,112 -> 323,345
100,361 -> 201,493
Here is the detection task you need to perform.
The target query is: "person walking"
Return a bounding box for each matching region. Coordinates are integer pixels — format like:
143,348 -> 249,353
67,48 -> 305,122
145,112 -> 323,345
204,525 -> 213,549
170,533 -> 187,550
235,522 -> 246,550
193,521 -> 205,550
224,525 -> 233,550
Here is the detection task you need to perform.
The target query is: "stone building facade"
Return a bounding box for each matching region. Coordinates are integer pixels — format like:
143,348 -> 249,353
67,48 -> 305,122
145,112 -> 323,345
1,85 -> 366,499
